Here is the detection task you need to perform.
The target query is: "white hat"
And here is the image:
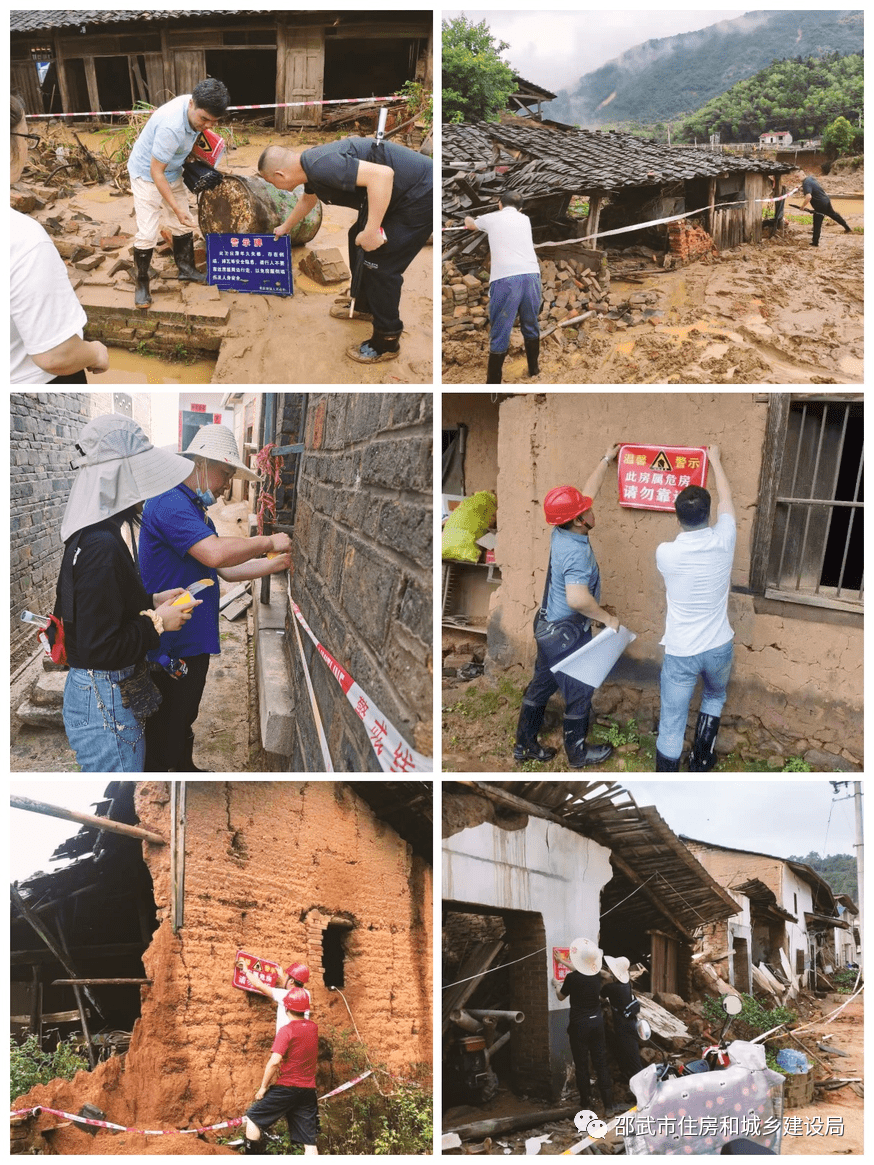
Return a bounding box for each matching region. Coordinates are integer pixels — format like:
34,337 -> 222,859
569,937 -> 603,976
61,415 -> 193,542
604,955 -> 631,984
183,423 -> 259,481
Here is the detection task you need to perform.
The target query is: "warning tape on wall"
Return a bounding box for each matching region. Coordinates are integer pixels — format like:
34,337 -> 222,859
289,596 -> 432,773
10,1070 -> 373,1133
26,96 -> 406,120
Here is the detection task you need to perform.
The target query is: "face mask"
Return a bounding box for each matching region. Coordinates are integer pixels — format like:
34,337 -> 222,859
195,464 -> 216,509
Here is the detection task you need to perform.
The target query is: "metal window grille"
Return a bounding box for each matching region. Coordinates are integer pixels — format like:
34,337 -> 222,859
766,400 -> 863,608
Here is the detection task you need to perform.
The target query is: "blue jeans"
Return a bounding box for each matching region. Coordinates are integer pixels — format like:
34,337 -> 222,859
489,273 -> 541,352
63,666 -> 146,772
657,641 -> 734,760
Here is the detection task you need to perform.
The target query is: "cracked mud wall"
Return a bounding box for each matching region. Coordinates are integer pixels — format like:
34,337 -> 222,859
13,781 -> 431,1150
488,392 -> 862,755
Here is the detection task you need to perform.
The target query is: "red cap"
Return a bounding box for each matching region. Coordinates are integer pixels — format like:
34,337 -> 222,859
543,486 -> 593,525
285,962 -> 310,984
283,987 -> 310,1014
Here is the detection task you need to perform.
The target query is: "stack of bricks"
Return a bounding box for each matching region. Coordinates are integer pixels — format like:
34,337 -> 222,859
667,220 -> 717,262
443,256 -> 610,340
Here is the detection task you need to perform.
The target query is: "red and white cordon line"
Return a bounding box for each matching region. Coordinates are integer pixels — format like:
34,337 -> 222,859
10,1071 -> 373,1133
290,598 -> 432,773
26,96 -> 406,120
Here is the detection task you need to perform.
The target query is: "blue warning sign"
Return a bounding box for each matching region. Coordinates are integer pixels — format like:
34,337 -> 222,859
206,233 -> 293,296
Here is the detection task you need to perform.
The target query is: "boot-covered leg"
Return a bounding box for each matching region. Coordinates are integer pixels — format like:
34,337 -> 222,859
513,702 -> 557,763
688,712 -> 720,771
656,749 -> 681,771
564,715 -> 613,768
172,232 -> 207,283
524,336 -> 540,376
486,351 -> 507,384
347,330 -> 401,364
133,247 -> 153,309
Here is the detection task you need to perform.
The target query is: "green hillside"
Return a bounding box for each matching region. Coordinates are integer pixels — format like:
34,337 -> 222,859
677,52 -> 863,142
547,9 -> 863,126
788,851 -> 858,903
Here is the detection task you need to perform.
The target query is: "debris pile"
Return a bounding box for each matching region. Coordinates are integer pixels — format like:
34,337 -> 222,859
668,220 -> 718,262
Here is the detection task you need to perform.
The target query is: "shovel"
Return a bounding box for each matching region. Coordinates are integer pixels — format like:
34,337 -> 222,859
349,106 -> 389,318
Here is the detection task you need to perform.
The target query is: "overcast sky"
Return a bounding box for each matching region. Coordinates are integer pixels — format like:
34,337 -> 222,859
625,779 -> 859,860
446,9 -> 746,91
11,780 -> 112,883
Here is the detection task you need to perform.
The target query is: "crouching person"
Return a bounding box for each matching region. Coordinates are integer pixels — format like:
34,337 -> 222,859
244,988 -> 319,1155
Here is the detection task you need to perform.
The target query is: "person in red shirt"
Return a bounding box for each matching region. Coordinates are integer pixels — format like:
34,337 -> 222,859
243,988 -> 319,1154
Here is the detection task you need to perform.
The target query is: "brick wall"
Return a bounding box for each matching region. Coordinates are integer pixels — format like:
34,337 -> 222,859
284,393 -> 432,770
667,221 -> 717,261
10,392 -> 151,673
506,911 -> 549,1087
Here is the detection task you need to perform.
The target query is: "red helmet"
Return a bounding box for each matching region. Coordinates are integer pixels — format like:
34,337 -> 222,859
286,962 -> 310,985
283,987 -> 310,1014
543,486 -> 593,525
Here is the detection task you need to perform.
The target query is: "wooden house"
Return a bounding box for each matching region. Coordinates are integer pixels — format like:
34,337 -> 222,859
11,9 -> 432,129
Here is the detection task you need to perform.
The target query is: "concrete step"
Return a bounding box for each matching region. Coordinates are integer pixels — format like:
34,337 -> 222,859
31,669 -> 67,708
17,699 -> 65,729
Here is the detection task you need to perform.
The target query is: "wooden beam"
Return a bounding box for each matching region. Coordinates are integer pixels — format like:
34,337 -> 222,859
52,979 -> 152,986
605,849 -> 695,941
10,795 -> 166,845
12,943 -> 145,966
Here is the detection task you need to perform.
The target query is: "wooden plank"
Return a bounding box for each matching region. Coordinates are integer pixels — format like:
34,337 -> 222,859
12,942 -> 146,966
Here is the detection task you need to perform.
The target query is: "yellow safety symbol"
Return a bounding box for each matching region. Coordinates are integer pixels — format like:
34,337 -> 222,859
253,961 -> 261,972
650,450 -> 672,471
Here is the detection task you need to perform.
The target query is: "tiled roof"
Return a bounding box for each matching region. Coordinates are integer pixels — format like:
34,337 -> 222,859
10,10 -> 269,33
511,74 -> 558,102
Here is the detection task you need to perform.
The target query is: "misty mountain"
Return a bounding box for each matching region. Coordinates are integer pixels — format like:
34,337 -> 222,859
546,9 -> 863,127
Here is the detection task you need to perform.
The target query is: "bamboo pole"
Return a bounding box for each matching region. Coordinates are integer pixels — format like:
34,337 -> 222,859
51,979 -> 152,986
10,795 -> 166,845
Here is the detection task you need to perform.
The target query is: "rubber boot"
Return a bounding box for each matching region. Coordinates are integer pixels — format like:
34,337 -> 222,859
183,733 -> 212,773
688,713 -> 721,771
513,702 -> 557,763
347,330 -> 401,363
524,336 -> 540,376
172,232 -> 207,283
564,715 -> 613,768
656,749 -> 681,771
486,351 -> 507,384
133,247 -> 153,309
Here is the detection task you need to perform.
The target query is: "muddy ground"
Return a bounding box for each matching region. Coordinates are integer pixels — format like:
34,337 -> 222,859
10,499 -> 259,774
444,991 -> 863,1155
443,167 -> 863,385
18,124 -> 432,385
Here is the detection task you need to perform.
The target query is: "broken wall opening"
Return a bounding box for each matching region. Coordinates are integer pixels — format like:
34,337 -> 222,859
322,920 -> 352,989
205,50 -> 277,106
323,37 -> 422,101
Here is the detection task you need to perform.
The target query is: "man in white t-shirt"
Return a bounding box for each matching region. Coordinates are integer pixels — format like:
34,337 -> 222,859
655,446 -> 736,771
464,191 -> 542,384
236,959 -> 312,1031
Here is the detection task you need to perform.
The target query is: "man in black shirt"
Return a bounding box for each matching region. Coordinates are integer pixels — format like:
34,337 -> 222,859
257,137 -> 432,364
554,941 -> 614,1116
800,174 -> 852,247
601,956 -> 642,1085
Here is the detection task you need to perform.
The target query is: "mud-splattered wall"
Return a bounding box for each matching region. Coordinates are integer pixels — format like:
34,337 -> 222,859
10,392 -> 151,672
13,781 -> 432,1153
487,392 -> 862,762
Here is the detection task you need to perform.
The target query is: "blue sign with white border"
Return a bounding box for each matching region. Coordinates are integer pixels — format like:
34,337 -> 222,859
206,233 -> 293,296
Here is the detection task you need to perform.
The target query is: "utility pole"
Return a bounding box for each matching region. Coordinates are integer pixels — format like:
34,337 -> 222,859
853,782 -> 863,972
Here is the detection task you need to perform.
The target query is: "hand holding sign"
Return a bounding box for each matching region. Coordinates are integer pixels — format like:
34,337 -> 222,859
617,444 -> 708,512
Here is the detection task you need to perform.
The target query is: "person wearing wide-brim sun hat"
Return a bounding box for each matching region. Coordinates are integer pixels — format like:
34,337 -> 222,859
601,955 -> 643,1084
552,937 -> 616,1118
57,414 -> 202,772
138,423 -> 293,772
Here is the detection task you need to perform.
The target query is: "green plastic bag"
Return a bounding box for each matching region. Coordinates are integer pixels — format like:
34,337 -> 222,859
442,491 -> 497,563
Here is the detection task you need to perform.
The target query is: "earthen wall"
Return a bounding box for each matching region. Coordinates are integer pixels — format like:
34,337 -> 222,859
442,393 -> 501,495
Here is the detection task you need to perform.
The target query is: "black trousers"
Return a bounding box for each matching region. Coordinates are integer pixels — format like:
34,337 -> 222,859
568,1010 -> 613,1109
49,370 -> 88,383
348,194 -> 433,334
144,654 -> 211,771
610,1015 -> 643,1082
811,197 -> 850,245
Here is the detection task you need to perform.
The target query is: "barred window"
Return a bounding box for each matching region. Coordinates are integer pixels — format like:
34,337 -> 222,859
751,395 -> 863,613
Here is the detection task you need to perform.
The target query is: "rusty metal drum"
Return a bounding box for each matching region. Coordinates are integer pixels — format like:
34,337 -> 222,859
198,177 -> 322,245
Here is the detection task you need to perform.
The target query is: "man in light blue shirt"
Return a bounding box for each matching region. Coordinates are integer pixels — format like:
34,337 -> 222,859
127,78 -> 230,308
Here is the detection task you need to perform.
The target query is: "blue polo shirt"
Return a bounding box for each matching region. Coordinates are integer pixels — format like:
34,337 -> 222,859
139,484 -> 220,657
546,526 -> 601,621
128,94 -> 198,184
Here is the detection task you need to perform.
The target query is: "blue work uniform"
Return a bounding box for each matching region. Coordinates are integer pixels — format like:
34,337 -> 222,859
127,94 -> 198,185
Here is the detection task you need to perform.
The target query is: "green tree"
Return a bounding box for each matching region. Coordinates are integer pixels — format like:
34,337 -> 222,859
823,114 -> 856,156
442,16 -> 516,123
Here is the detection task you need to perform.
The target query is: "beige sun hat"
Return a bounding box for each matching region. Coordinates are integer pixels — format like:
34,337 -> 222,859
604,955 -> 631,984
61,414 -> 194,542
569,937 -> 603,976
183,423 -> 259,481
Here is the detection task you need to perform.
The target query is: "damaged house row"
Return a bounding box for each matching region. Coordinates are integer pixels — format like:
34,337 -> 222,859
12,780 -> 432,1155
442,780 -> 853,1111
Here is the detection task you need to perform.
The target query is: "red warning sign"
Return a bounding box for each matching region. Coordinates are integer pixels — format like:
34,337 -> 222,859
552,947 -> 571,982
233,949 -> 282,994
617,444 -> 708,512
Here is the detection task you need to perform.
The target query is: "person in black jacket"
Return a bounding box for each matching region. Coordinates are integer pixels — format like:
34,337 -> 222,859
601,956 -> 642,1085
554,939 -> 615,1117
800,173 -> 852,247
58,414 -> 200,771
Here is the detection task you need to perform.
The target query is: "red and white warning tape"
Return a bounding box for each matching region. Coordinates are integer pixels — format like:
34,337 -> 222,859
289,595 -> 432,773
10,1070 -> 373,1133
26,96 -> 406,120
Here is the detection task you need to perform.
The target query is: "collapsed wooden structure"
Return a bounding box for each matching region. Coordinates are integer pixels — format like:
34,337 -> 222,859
442,119 -> 794,261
